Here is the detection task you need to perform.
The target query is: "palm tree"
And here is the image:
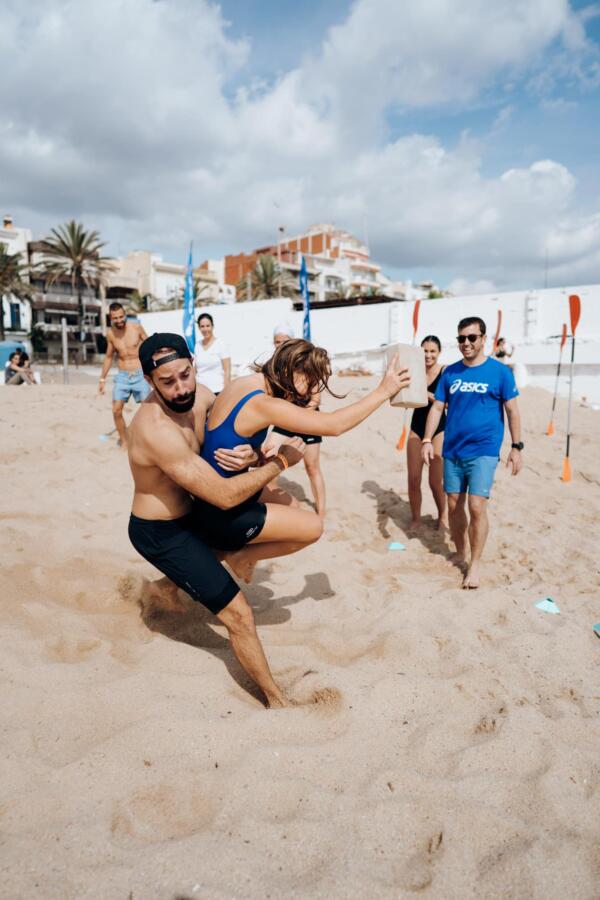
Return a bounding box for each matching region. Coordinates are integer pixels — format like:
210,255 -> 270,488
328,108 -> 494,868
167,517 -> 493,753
0,243 -> 33,341
237,254 -> 297,301
38,221 -> 116,355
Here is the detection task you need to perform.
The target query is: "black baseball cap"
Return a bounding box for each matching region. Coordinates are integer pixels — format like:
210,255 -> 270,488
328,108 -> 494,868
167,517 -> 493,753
139,332 -> 192,375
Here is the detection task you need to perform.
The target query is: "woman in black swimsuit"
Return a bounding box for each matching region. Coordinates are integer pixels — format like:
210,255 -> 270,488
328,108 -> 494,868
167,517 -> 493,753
407,335 -> 447,530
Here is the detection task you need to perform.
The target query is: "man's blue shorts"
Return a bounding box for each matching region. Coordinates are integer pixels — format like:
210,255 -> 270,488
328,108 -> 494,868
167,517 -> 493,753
443,456 -> 499,498
113,368 -> 151,403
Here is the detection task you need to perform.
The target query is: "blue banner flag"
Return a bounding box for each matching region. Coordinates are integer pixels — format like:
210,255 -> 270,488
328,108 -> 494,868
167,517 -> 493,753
300,255 -> 311,341
182,242 -> 196,353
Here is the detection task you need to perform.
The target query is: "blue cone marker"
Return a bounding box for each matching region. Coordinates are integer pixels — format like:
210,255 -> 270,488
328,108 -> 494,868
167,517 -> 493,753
534,598 -> 560,615
388,541 -> 406,551
593,624 -> 600,639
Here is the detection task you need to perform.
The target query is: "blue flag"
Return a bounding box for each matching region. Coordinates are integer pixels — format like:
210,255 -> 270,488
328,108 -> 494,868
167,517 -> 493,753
300,255 -> 311,341
182,242 -> 196,353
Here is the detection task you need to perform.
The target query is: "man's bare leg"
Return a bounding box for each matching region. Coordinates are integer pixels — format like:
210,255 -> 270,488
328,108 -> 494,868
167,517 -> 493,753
463,494 -> 489,589
217,592 -> 289,707
112,399 -> 128,448
447,492 -> 468,567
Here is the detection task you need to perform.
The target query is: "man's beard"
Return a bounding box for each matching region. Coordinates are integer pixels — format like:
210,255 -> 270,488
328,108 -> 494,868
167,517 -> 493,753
154,383 -> 196,413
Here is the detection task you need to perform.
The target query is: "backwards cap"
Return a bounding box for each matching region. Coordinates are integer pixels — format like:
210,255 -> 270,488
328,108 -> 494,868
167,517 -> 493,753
139,332 -> 192,375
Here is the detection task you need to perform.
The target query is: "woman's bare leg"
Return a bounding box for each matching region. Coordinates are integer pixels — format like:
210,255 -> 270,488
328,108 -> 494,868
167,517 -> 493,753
406,432 -> 424,529
430,431 -> 448,528
304,443 -> 326,518
226,503 -> 323,582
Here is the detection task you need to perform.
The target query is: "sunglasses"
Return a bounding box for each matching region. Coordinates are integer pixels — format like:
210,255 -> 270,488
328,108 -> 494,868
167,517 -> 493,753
457,333 -> 482,344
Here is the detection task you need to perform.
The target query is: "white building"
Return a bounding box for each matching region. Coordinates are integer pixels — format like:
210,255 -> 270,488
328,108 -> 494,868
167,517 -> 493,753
0,215 -> 32,338
109,251 -> 234,308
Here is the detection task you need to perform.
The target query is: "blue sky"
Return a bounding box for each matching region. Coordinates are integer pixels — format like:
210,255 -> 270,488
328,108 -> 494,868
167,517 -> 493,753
2,0 -> 600,292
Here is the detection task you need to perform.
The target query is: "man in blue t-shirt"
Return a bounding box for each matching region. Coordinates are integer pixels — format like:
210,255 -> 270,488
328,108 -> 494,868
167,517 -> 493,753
421,316 -> 523,589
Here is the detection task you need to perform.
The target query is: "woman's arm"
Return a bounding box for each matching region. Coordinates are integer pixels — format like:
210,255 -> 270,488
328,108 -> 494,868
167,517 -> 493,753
249,358 -> 410,437
222,356 -> 231,386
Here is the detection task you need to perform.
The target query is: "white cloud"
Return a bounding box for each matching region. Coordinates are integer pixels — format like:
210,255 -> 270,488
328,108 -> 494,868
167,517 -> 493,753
447,278 -> 497,296
1,0 -> 599,289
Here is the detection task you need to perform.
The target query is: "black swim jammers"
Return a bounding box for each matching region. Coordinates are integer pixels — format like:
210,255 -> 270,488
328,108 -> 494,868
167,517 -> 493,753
129,508 -> 240,615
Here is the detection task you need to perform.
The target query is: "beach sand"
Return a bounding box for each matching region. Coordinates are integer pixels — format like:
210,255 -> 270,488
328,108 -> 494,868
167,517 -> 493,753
1,378 -> 599,899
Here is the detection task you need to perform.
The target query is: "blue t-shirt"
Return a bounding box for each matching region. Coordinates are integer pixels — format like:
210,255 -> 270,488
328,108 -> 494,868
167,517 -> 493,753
434,357 -> 519,459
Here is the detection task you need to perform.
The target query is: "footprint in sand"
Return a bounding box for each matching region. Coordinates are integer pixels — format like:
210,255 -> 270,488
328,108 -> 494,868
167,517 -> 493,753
474,705 -> 508,736
283,669 -> 343,711
111,782 -> 216,847
394,830 -> 444,891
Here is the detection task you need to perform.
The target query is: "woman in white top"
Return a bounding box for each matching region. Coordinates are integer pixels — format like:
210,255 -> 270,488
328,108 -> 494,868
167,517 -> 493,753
195,313 -> 231,394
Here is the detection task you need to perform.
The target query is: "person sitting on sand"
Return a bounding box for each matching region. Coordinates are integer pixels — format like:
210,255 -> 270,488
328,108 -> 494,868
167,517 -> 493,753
196,338 -> 410,564
128,332 -> 308,708
4,350 -> 36,386
421,316 -> 523,589
406,335 -> 447,530
267,324 -> 327,519
98,302 -> 150,448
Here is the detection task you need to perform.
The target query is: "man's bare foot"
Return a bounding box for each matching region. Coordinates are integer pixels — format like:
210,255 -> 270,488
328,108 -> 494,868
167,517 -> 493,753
265,692 -> 296,709
407,519 -> 421,530
225,548 -> 257,584
436,514 -> 449,530
462,563 -> 480,589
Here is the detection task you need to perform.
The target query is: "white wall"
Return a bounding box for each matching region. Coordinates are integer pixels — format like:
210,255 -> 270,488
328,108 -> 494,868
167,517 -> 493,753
140,284 -> 600,369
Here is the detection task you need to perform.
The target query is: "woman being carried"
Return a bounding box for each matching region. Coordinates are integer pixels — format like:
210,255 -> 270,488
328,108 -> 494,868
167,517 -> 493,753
197,339 -> 410,580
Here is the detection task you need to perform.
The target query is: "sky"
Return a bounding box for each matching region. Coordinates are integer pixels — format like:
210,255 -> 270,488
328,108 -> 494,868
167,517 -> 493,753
1,0 -> 600,293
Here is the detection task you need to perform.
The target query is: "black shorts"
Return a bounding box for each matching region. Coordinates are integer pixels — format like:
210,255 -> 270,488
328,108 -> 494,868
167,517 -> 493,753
190,492 -> 267,551
128,510 -> 239,615
272,426 -> 322,446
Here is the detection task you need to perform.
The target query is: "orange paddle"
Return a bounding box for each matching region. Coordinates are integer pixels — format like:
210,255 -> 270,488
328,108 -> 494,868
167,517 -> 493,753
546,322 -> 567,436
561,295 -> 581,481
396,299 -> 421,450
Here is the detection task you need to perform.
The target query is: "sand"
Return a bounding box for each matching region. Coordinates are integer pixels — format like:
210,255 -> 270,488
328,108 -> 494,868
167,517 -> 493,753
1,378 -> 599,899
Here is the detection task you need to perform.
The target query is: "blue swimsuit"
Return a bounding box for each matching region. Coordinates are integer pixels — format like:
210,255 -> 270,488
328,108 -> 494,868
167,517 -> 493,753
201,389 -> 269,478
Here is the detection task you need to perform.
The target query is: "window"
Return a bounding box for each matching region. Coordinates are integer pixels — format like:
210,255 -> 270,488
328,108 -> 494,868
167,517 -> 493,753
10,303 -> 21,330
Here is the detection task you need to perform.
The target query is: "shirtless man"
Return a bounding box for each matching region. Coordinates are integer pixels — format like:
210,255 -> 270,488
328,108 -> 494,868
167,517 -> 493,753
98,302 -> 149,447
128,332 -> 307,708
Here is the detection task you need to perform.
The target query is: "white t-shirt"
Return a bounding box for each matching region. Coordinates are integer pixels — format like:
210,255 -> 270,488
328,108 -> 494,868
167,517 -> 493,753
194,337 -> 230,393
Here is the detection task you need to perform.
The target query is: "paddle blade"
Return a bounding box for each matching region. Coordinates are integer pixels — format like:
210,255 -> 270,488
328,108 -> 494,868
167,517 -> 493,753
569,294 -> 581,336
560,322 -> 567,349
561,457 -> 572,482
396,426 -> 407,451
546,420 -> 554,436
412,299 -> 421,337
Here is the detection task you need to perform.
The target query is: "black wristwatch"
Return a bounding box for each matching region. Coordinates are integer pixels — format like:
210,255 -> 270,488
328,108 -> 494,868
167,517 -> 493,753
511,442 -> 524,451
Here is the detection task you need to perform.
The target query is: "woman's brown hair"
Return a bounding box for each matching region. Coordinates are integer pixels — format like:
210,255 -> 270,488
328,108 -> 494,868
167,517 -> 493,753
252,338 -> 342,405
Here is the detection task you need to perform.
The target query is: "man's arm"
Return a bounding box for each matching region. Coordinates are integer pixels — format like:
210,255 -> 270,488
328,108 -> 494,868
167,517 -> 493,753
421,400 -> 445,464
139,324 -> 149,341
98,333 -> 115,393
504,397 -> 522,475
149,419 -> 303,509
